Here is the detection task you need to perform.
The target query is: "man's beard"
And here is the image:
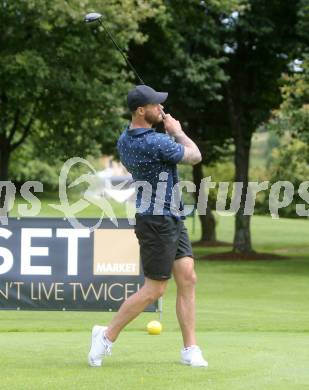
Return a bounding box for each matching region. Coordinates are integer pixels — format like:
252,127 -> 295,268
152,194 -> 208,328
144,110 -> 162,126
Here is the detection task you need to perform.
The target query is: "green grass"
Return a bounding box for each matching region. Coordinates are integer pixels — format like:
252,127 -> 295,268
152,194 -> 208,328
1,198 -> 309,389
9,192 -> 133,218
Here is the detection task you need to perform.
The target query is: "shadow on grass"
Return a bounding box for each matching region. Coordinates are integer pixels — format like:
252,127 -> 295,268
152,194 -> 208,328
192,240 -> 231,248
201,251 -> 288,261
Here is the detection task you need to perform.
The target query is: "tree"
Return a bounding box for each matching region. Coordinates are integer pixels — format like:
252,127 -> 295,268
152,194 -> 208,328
0,0 -> 162,207
272,0 -> 309,143
217,0 -> 301,253
127,0 -> 303,252
128,0 -> 235,242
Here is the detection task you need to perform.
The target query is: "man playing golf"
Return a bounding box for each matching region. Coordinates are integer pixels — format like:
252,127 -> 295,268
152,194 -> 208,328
88,85 -> 208,368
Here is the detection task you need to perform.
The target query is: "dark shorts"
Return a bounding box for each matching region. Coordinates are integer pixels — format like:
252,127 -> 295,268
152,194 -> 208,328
134,215 -> 194,281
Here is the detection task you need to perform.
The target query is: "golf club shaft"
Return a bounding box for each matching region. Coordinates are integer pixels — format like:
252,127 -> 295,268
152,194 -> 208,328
90,15 -> 167,118
98,20 -> 145,85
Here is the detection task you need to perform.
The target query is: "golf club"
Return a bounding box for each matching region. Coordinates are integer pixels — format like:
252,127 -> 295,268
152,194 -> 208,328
84,12 -> 145,85
84,12 -> 166,119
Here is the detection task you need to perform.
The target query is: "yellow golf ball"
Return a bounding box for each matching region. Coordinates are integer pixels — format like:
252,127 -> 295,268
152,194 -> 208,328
146,320 -> 162,335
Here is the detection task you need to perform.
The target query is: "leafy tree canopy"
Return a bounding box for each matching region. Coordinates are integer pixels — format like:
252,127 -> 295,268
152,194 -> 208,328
0,0 -> 163,179
269,0 -> 309,143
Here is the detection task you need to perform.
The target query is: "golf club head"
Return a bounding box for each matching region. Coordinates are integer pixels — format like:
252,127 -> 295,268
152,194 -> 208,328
84,12 -> 102,23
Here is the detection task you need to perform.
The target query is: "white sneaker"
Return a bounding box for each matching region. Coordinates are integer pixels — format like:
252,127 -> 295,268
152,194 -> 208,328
181,345 -> 208,367
88,325 -> 112,367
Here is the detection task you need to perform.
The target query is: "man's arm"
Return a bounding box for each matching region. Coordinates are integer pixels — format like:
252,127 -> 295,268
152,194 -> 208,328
174,130 -> 202,165
163,114 -> 202,165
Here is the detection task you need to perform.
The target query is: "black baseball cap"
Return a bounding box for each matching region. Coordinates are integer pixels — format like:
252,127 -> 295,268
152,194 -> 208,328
127,85 -> 168,112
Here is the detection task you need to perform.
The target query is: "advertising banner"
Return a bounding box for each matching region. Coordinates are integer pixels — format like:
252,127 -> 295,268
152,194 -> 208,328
0,218 -> 157,312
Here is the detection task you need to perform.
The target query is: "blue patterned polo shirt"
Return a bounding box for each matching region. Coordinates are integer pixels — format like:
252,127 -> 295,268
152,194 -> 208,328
117,127 -> 185,218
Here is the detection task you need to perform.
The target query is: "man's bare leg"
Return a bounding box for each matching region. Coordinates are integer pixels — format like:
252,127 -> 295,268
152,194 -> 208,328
105,277 -> 168,342
172,256 -> 197,347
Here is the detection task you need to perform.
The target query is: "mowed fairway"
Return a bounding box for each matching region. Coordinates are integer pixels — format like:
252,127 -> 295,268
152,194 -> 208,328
1,215 -> 309,390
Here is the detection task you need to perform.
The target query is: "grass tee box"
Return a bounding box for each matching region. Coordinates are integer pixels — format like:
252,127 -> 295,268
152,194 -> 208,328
1,215 -> 309,389
0,218 -> 157,312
